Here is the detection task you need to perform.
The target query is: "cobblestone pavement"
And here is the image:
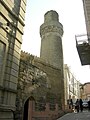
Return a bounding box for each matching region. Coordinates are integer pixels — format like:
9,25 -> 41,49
57,110 -> 90,120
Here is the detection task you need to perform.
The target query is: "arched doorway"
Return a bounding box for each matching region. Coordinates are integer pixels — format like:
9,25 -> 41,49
23,96 -> 35,120
23,98 -> 29,120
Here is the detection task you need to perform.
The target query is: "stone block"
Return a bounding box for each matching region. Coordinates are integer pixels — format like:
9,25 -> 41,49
12,62 -> 19,71
0,111 -> 13,120
11,68 -> 18,77
13,56 -> 20,65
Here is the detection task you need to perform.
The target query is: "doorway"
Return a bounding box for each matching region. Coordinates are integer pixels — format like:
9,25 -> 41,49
23,98 -> 29,120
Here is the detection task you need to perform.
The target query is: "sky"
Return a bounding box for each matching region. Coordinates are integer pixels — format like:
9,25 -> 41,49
21,0 -> 90,84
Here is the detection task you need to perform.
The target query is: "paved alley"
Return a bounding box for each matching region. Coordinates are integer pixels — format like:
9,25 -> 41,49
57,110 -> 90,120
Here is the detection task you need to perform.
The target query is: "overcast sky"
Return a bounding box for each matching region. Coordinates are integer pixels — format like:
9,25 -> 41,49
21,0 -> 90,84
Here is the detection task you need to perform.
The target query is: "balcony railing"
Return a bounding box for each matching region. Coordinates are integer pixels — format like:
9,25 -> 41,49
75,34 -> 90,65
75,34 -> 89,45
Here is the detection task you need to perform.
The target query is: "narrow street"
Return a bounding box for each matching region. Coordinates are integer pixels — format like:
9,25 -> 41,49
57,110 -> 90,120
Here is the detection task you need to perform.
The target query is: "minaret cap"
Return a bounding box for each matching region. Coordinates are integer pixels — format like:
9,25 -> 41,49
44,10 -> 59,22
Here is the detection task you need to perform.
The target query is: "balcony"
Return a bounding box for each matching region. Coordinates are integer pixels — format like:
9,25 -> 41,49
75,34 -> 90,65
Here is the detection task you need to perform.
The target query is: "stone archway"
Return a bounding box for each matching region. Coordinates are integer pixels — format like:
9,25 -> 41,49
23,98 -> 29,120
23,96 -> 35,120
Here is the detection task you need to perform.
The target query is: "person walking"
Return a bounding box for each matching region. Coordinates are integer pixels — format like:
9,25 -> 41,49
79,99 -> 83,112
75,99 -> 79,113
69,99 -> 73,109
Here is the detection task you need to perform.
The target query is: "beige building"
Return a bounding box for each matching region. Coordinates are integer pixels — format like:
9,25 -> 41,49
80,82 -> 90,100
0,0 -> 26,119
64,64 -> 80,107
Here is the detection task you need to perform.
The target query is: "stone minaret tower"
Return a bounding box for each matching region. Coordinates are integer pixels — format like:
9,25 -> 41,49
40,10 -> 64,74
40,10 -> 64,108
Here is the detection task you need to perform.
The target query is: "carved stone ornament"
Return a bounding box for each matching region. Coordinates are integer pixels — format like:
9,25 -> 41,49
40,25 -> 63,37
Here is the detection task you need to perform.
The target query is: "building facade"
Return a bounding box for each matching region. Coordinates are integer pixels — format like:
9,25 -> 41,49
80,82 -> 90,100
16,50 -> 72,120
16,51 -> 50,120
64,64 -> 80,107
0,0 -> 26,119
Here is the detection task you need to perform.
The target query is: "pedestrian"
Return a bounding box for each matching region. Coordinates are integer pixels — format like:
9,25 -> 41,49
79,99 -> 83,112
69,99 -> 73,109
75,99 -> 79,113
88,100 -> 90,111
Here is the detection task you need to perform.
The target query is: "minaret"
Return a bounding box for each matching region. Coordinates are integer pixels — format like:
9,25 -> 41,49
40,10 -> 64,71
39,10 -> 65,108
